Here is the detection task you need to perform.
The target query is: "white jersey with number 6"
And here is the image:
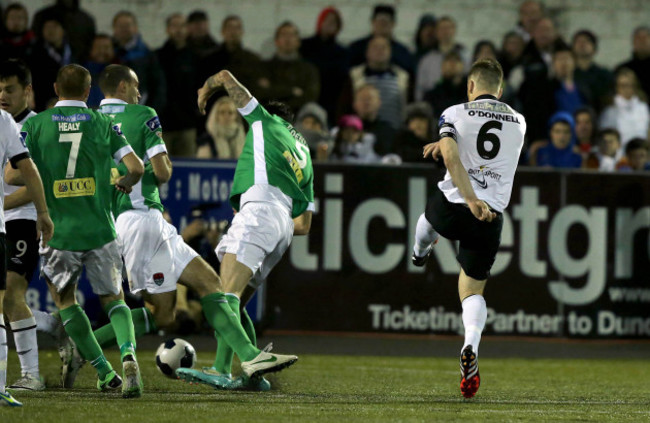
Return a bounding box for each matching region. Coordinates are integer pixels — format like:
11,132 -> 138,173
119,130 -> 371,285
437,95 -> 526,213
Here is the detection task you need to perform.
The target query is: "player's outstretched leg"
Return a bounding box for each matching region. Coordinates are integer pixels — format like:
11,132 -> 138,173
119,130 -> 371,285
0,311 -> 22,407
412,213 -> 439,266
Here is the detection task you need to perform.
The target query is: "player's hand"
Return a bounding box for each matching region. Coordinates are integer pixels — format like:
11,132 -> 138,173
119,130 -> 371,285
468,199 -> 496,222
181,218 -> 206,241
197,86 -> 211,115
423,142 -> 442,160
114,176 -> 133,194
36,212 -> 54,247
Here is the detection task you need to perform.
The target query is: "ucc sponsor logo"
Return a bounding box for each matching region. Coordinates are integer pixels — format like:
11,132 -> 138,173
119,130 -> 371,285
54,177 -> 96,198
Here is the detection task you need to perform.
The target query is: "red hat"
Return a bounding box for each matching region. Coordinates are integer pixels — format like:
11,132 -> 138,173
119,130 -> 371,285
338,115 -> 363,131
316,7 -> 342,34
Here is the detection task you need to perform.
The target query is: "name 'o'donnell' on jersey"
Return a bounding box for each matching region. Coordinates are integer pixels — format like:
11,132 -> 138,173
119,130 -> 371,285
437,95 -> 526,213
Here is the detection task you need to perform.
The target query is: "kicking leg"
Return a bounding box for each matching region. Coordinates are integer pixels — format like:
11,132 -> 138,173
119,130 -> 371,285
458,269 -> 487,399
4,272 -> 44,391
412,213 -> 439,266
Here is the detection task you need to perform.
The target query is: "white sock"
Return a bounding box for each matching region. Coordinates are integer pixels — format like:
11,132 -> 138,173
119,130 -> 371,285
413,213 -> 439,256
0,314 -> 7,393
33,310 -> 64,339
462,295 -> 487,356
10,317 -> 39,377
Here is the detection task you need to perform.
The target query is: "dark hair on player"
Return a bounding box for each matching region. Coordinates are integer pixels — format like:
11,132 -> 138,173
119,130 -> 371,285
113,10 -> 137,26
275,21 -> 297,40
98,64 -> 135,96
625,138 -> 648,155
265,100 -> 294,123
468,58 -> 503,92
0,59 -> 32,87
56,64 -> 91,98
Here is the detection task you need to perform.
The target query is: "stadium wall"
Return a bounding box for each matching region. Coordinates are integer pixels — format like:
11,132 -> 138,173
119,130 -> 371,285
20,0 -> 650,68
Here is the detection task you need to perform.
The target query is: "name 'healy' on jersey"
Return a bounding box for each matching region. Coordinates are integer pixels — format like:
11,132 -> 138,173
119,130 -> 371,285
437,95 -> 526,213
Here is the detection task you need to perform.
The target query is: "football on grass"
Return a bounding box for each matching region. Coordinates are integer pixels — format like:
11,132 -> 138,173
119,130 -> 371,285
155,338 -> 197,378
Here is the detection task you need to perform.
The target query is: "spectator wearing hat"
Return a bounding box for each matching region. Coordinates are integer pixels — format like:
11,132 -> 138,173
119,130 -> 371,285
415,16 -> 467,101
348,5 -> 414,75
351,84 -> 396,155
533,112 -> 582,168
32,0 -> 95,61
616,26 -> 650,104
112,10 -> 166,111
256,22 -> 320,113
27,12 -> 74,110
300,7 -> 349,127
330,114 -> 380,163
600,68 -> 650,147
186,10 -> 218,58
414,14 -> 437,64
424,51 -> 466,123
1,3 -> 35,61
349,36 -> 409,130
295,102 -> 333,159
616,138 -> 650,171
572,30 -> 613,112
394,102 -> 441,164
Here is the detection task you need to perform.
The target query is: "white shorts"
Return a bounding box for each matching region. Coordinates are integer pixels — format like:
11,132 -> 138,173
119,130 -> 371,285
216,202 -> 293,289
40,240 -> 123,296
116,209 -> 198,295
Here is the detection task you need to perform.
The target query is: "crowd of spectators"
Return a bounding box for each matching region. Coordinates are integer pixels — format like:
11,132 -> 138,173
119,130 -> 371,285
1,0 -> 649,171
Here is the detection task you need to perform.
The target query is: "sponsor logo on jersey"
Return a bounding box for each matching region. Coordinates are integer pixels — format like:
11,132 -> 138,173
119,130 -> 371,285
146,116 -> 161,132
465,101 -> 512,114
468,166 -> 502,189
51,113 -> 91,123
53,177 -> 96,198
19,131 -> 27,148
283,150 -> 304,183
100,105 -> 125,114
153,272 -> 165,286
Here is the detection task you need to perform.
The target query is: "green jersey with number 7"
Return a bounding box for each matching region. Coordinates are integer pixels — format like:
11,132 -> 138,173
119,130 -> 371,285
22,100 -> 134,251
230,98 -> 314,218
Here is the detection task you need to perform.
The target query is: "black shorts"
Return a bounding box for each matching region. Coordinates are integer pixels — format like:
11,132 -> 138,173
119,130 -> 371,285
6,219 -> 39,281
425,187 -> 503,280
0,234 -> 6,290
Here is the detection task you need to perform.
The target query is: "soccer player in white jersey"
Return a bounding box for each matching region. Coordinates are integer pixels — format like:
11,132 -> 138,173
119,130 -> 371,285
0,100 -> 54,407
0,59 -> 61,392
412,59 -> 526,398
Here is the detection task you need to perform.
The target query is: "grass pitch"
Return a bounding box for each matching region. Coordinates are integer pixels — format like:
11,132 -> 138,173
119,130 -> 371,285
2,348 -> 649,422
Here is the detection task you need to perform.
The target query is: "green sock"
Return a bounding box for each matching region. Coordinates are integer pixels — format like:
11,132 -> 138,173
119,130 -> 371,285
241,308 -> 257,347
212,294 -> 248,374
201,292 -> 259,363
59,305 -> 113,379
104,300 -> 136,360
94,308 -> 157,349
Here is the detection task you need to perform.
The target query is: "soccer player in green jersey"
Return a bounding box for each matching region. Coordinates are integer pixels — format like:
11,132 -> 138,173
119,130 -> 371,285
21,64 -> 145,397
176,70 -> 314,390
0,95 -> 53,407
89,64 -> 299,389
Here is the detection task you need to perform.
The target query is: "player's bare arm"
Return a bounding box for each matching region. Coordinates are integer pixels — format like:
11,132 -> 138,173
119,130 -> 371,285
14,157 -> 53,246
4,186 -> 30,210
293,210 -> 313,236
150,152 -> 172,185
197,70 -> 252,114
4,164 -> 25,185
115,152 -> 144,194
439,137 -> 496,223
